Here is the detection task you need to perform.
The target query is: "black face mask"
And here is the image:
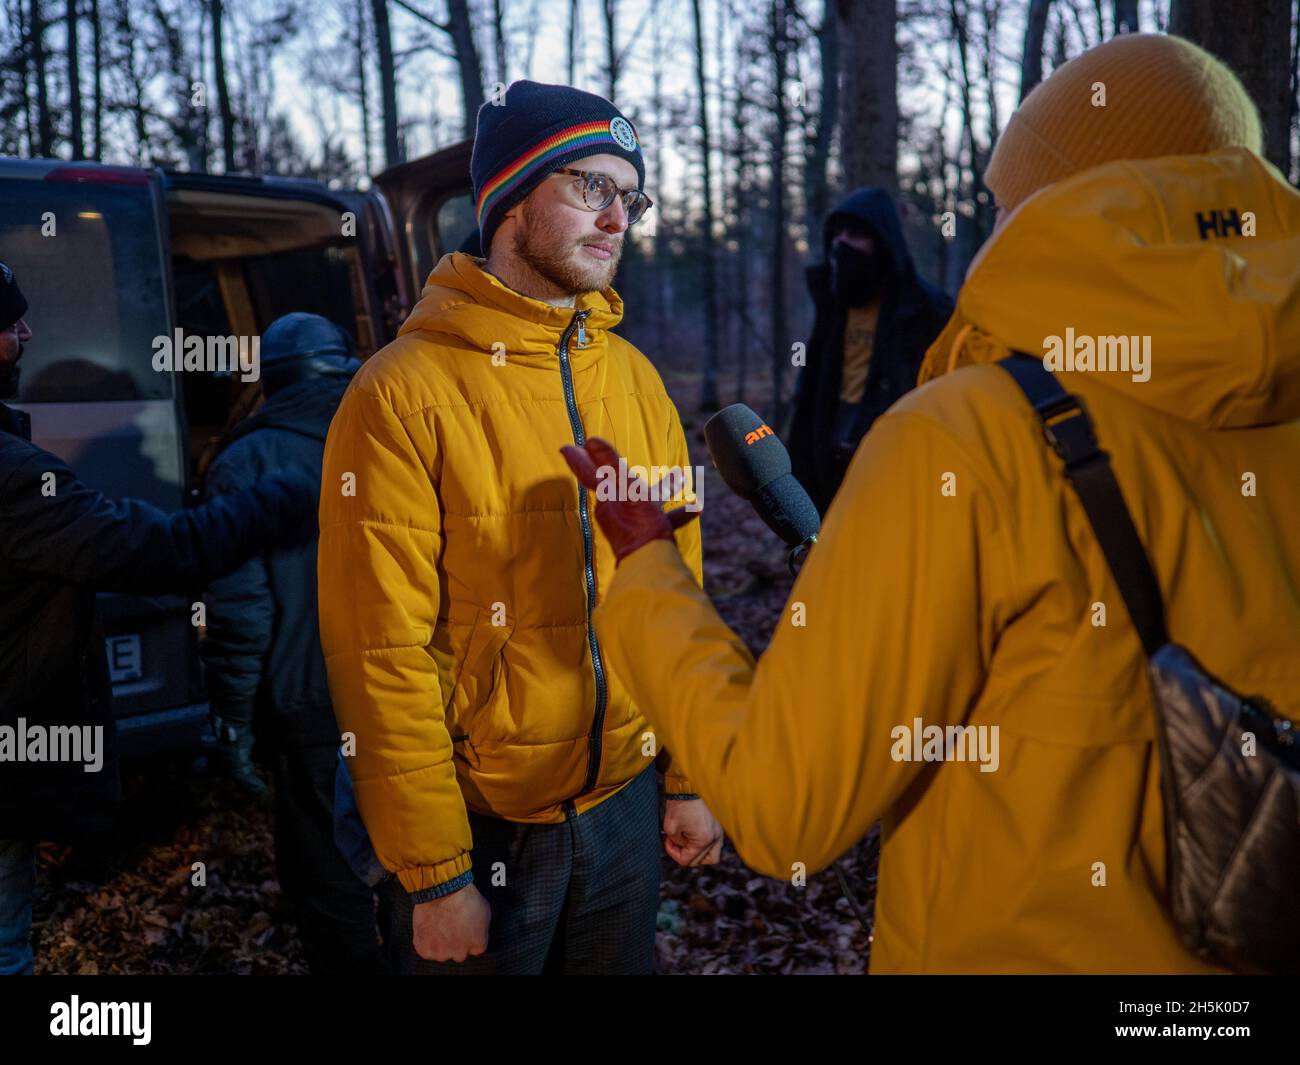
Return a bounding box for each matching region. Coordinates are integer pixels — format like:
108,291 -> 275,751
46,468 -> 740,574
829,241 -> 887,307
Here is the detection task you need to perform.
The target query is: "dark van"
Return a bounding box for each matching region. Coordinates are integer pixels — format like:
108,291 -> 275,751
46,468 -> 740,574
0,142 -> 474,753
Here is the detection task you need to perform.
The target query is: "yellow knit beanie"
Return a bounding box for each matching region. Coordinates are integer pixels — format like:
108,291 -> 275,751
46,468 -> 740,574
985,33 -> 1263,213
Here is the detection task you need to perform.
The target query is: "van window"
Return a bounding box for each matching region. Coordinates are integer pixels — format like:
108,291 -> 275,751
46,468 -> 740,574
396,191 -> 476,295
0,180 -> 170,402
437,193 -> 477,258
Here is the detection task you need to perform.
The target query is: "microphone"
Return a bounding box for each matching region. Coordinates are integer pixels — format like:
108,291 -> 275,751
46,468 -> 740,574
703,404 -> 821,559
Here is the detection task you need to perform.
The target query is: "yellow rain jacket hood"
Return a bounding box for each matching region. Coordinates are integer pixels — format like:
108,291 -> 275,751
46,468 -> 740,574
595,147 -> 1300,972
319,253 -> 701,896
919,146 -> 1300,426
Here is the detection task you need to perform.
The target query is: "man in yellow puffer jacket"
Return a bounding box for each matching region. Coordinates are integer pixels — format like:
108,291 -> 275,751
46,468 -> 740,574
318,81 -> 721,974
567,34 -> 1300,973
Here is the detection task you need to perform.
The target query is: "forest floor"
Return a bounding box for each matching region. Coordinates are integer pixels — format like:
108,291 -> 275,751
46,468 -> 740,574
31,368 -> 878,975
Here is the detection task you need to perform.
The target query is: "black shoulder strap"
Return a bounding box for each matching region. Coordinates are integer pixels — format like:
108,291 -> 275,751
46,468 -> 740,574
998,353 -> 1168,656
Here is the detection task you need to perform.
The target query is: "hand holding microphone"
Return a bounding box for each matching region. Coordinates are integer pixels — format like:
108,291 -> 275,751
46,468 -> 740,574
561,406 -> 821,570
560,437 -> 699,563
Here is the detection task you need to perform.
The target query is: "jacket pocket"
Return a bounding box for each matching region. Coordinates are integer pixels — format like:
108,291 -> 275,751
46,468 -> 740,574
445,606 -> 514,761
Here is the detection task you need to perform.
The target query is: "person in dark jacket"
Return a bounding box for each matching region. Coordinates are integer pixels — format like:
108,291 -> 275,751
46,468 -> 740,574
199,312 -> 385,974
788,188 -> 954,514
0,262 -> 315,975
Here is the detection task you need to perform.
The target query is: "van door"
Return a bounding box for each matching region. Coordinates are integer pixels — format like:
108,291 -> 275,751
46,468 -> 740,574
372,139 -> 476,308
0,160 -> 204,750
163,172 -> 379,481
327,185 -> 406,348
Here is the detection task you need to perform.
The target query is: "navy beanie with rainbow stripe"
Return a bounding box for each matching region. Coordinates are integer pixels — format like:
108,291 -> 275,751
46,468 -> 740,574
471,80 -> 645,253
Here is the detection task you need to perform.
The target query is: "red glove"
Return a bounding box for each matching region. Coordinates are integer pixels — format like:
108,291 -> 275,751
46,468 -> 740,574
560,437 -> 699,563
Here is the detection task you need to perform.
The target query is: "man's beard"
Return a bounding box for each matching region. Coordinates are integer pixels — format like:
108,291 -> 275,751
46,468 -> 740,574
513,198 -> 623,297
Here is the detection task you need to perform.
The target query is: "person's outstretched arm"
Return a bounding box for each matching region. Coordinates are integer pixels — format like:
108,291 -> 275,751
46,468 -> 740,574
588,410 -> 1014,879
0,443 -> 312,595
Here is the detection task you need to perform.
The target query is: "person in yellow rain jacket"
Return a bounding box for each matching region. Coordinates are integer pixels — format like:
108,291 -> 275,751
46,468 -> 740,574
318,82 -> 722,975
565,35 -> 1300,973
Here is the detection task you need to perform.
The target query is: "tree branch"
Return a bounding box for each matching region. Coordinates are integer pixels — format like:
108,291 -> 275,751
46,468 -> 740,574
390,0 -> 449,33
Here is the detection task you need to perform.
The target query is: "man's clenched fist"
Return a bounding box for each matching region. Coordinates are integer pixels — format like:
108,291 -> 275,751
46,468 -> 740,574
412,882 -> 491,963
663,798 -> 725,867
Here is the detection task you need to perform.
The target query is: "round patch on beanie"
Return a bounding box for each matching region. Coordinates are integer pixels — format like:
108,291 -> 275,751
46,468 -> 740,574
609,116 -> 638,152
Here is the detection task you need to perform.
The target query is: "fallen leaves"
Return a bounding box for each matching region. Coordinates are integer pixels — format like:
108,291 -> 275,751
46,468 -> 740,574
33,767 -> 309,975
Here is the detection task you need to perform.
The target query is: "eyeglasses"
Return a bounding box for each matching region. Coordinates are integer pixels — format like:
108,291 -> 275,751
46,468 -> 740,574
553,168 -> 653,225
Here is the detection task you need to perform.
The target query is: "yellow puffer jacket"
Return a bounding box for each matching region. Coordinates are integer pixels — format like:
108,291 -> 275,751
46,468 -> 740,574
595,147 -> 1300,973
318,253 -> 701,896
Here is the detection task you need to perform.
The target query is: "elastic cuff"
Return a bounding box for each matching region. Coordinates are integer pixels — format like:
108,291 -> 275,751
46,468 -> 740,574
664,792 -> 700,801
396,849 -> 474,894
409,869 -> 474,903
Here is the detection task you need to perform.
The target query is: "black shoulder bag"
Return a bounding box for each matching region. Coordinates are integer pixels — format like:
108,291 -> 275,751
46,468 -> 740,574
999,353 -> 1300,975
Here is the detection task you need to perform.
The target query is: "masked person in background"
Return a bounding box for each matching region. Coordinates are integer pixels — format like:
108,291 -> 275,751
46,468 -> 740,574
199,313 -> 386,974
788,188 -> 952,515
0,262 -> 314,975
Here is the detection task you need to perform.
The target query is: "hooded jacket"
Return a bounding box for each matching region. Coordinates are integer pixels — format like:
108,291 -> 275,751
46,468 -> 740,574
788,188 -> 953,513
317,253 -> 701,898
593,147 -> 1300,973
200,374 -> 352,749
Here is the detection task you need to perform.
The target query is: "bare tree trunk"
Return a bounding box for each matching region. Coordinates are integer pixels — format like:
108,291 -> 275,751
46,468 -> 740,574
1291,0 -> 1300,183
211,0 -> 235,171
392,0 -> 485,138
603,0 -> 618,98
1170,0 -> 1293,174
358,0 -> 372,176
493,0 -> 507,85
804,7 -> 838,237
980,1 -> 1000,156
978,0 -> 1003,239
195,1 -> 209,166
567,0 -> 579,84
31,0 -> 53,156
769,0 -> 790,425
67,0 -> 84,158
90,0 -> 102,158
446,0 -> 485,135
730,1 -> 753,404
115,0 -> 148,163
522,0 -> 541,78
1112,0 -> 1138,33
372,0 -> 400,166
649,0 -> 668,356
836,0 -> 897,196
935,72 -> 960,292
1019,0 -> 1051,101
16,0 -> 35,154
949,0 -> 983,266
691,0 -> 721,410
1092,0 -> 1107,38
153,0 -> 205,171
1066,1 -> 1094,47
